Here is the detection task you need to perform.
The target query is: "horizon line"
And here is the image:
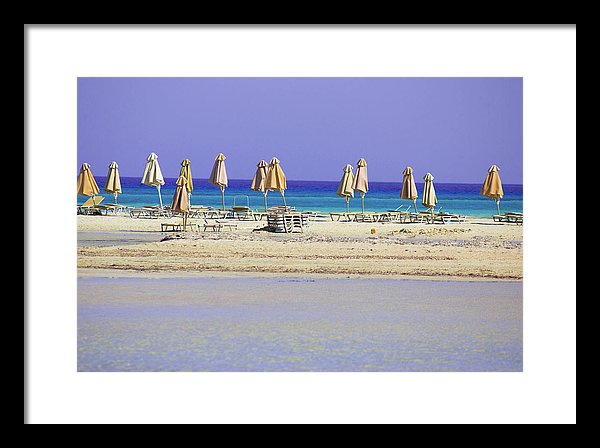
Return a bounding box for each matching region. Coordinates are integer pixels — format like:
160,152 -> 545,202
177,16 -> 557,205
109,176 -> 523,186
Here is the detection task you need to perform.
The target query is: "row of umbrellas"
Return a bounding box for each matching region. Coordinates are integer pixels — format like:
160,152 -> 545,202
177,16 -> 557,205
77,153 -> 506,214
77,153 -> 290,211
336,161 -> 431,214
334,161 -> 504,214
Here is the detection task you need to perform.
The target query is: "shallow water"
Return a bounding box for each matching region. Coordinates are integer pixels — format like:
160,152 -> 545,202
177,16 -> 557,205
78,277 -> 522,372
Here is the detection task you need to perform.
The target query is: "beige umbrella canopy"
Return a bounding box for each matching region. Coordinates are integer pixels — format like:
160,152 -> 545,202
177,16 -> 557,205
77,163 -> 101,204
104,161 -> 122,204
251,160 -> 269,211
336,164 -> 355,213
265,157 -> 287,207
480,165 -> 504,214
209,153 -> 228,210
170,175 -> 191,230
179,159 -> 193,205
401,167 -> 419,213
422,173 -> 437,215
141,152 -> 165,207
352,158 -> 368,213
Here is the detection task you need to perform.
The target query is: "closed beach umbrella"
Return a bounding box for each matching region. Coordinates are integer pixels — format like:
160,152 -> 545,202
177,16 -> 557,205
170,175 -> 191,230
352,158 -> 368,214
251,160 -> 268,211
336,164 -> 355,213
104,161 -> 122,204
209,153 -> 228,210
401,167 -> 418,213
265,157 -> 287,207
480,165 -> 504,215
141,152 -> 165,207
422,173 -> 437,218
77,163 -> 101,204
179,159 -> 193,205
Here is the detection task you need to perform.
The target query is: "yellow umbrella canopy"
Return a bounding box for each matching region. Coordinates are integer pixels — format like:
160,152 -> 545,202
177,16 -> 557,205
179,159 -> 193,193
179,159 -> 193,207
480,165 -> 504,214
336,164 -> 355,212
251,160 -> 269,211
170,175 -> 190,213
104,161 -> 122,204
265,157 -> 287,207
170,175 -> 191,230
141,152 -> 165,207
209,153 -> 228,210
422,172 -> 437,211
401,166 -> 419,212
352,158 -> 368,213
77,163 -> 101,204
251,160 -> 268,193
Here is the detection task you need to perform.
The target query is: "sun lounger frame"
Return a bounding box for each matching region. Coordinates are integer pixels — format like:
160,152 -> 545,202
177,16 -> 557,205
267,211 -> 310,233
493,213 -> 523,225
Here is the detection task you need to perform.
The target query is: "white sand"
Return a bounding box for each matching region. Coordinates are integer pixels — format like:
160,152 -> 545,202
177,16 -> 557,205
77,215 -> 522,281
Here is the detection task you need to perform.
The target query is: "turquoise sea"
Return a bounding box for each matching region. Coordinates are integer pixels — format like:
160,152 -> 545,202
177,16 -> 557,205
80,177 -> 523,218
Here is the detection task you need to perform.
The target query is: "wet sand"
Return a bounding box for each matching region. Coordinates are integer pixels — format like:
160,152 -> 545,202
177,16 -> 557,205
78,276 -> 522,372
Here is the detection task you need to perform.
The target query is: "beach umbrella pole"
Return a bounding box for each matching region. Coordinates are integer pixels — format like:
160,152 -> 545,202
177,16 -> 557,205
263,192 -> 268,212
361,193 -> 365,214
346,196 -> 349,213
413,199 -> 418,213
157,185 -> 163,208
281,191 -> 287,207
220,186 -> 225,211
496,199 -> 501,215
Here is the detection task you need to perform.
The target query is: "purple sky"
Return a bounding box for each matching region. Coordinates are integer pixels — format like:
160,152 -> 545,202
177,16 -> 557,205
78,77 -> 522,184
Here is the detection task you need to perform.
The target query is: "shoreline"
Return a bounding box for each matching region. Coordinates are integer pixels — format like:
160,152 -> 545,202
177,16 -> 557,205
77,267 -> 523,283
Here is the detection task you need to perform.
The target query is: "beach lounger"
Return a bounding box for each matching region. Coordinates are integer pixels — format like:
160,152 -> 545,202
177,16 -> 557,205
266,211 -> 309,233
129,206 -> 173,219
388,205 -> 411,213
330,212 -> 354,222
77,196 -> 105,215
440,213 -> 467,223
293,213 -> 310,232
269,206 -> 296,213
353,212 -> 389,223
493,213 -> 523,224
413,211 -> 436,223
93,203 -> 130,215
252,211 -> 268,221
187,206 -> 212,219
384,205 -> 411,222
203,219 -> 238,232
161,221 -> 200,232
219,220 -> 238,231
230,206 -> 255,220
267,213 -> 293,233
386,211 -> 411,223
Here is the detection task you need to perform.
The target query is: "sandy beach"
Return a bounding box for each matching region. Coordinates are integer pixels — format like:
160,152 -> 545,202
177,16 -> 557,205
77,214 -> 523,372
77,215 -> 522,281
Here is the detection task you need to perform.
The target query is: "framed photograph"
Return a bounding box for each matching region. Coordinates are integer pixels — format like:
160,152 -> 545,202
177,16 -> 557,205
26,25 -> 576,424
